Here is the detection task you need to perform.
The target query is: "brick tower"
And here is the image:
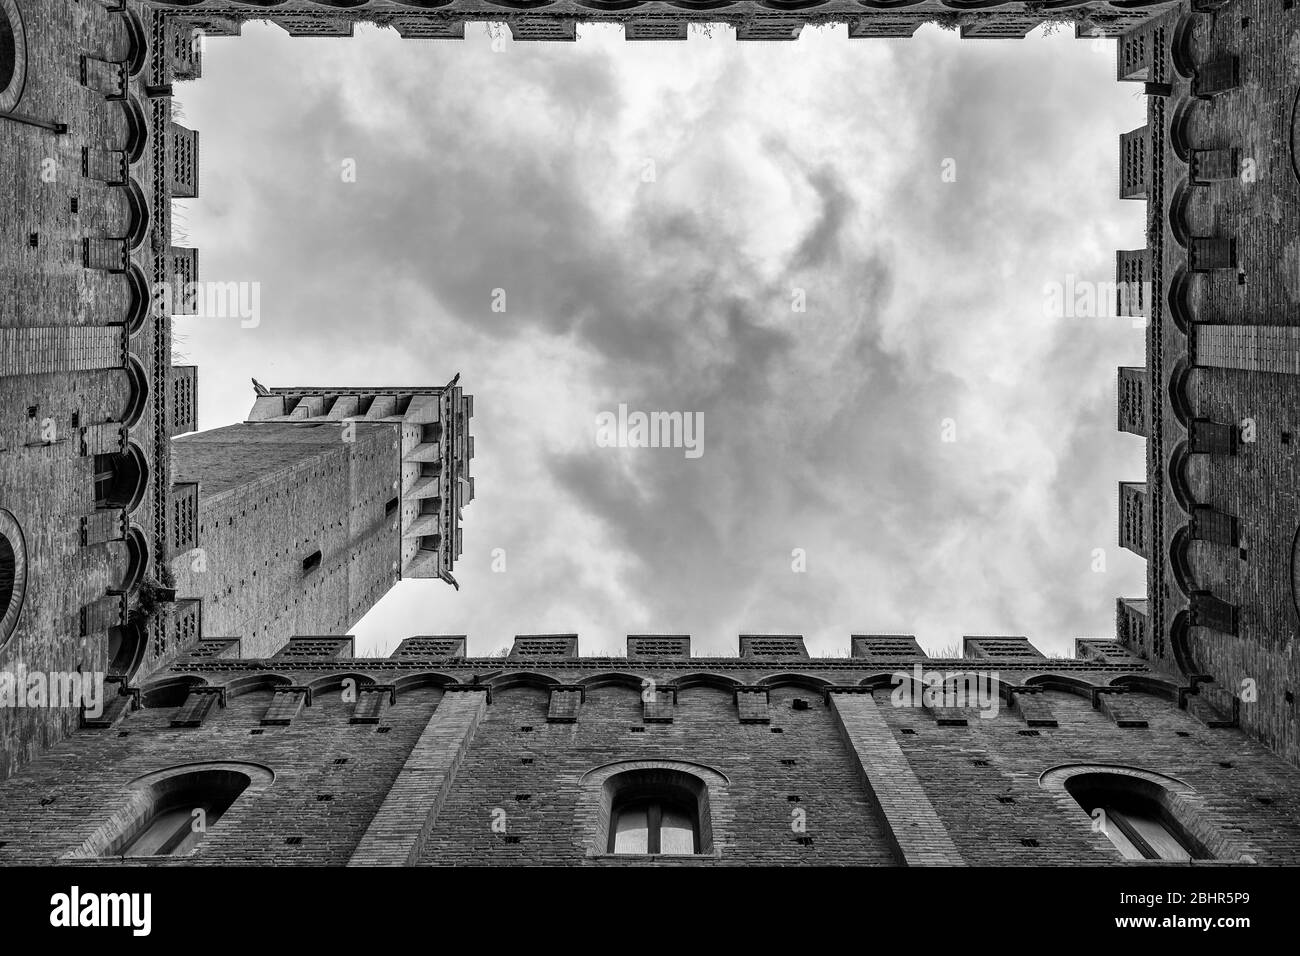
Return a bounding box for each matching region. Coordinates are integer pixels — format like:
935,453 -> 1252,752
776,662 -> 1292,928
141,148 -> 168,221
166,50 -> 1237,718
169,380 -> 474,658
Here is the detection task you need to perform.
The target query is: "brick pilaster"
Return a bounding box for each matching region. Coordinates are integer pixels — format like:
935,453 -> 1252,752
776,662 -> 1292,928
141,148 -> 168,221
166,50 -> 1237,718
829,691 -> 965,866
348,689 -> 487,866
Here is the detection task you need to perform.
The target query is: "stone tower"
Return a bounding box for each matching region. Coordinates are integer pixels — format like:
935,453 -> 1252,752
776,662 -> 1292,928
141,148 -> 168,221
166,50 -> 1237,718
169,380 -> 473,658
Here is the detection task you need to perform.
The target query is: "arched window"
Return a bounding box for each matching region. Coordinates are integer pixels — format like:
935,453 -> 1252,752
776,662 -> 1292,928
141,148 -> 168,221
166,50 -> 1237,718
0,0 -> 26,114
0,509 -> 27,648
600,767 -> 711,856
1064,772 -> 1206,861
92,764 -> 272,859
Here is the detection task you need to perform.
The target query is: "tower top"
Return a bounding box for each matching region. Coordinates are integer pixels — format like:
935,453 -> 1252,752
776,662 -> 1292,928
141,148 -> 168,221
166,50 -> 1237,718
244,378 -> 474,580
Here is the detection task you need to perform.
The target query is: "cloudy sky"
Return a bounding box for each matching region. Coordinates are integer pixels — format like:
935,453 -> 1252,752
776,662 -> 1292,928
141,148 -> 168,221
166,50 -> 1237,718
174,20 -> 1148,659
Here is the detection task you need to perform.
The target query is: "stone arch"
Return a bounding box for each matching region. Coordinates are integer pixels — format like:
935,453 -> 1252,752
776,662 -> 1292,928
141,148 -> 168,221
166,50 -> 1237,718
222,673 -> 294,700
118,95 -> 147,164
1169,95 -> 1196,162
487,671 -> 561,692
1169,524 -> 1196,598
1170,13 -> 1198,80
393,671 -> 458,693
674,672 -> 742,692
106,621 -> 148,679
1169,609 -> 1198,676
1168,440 -> 1195,516
484,0 -> 557,7
759,0 -> 830,8
1022,673 -> 1101,701
0,0 -> 28,114
1108,674 -> 1182,702
120,353 -> 149,427
118,523 -> 148,593
1168,358 -> 1195,431
0,509 -> 28,648
1167,268 -> 1198,336
578,672 -> 645,692
1167,176 -> 1193,249
757,672 -> 832,692
94,441 -> 149,514
124,261 -> 152,334
307,672 -> 376,696
858,672 -> 908,692
120,7 -> 147,76
121,178 -> 150,251
141,675 -> 206,708
666,0 -> 737,8
573,0 -> 645,8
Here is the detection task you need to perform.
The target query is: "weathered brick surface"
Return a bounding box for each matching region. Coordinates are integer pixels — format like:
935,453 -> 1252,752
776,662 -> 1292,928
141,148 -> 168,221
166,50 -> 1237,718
169,422 -> 400,657
349,689 -> 486,865
1,650 -> 1299,864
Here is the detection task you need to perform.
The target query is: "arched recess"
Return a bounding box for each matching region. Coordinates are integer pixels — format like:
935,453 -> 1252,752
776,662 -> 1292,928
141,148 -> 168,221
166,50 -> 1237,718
124,261 -> 151,334
666,0 -> 737,9
307,672 -> 376,698
577,759 -> 730,857
573,0 -> 645,8
118,95 -> 147,164
120,353 -> 149,427
120,8 -> 147,76
141,675 -> 207,708
856,0 -> 926,6
1170,13 -> 1198,79
578,672 -> 645,692
675,672 -> 742,692
223,673 -> 293,700
1108,674 -> 1182,702
306,0 -> 369,6
1168,177 -> 1193,249
759,0 -> 830,9
1040,764 -> 1248,862
117,523 -> 148,593
1167,268 -> 1198,336
0,509 -> 29,649
121,178 -> 150,251
757,672 -> 832,693
391,0 -> 454,6
1169,96 -> 1196,162
1168,440 -> 1195,516
488,671 -> 561,693
858,672 -> 909,692
1169,525 -> 1196,598
106,621 -> 147,679
484,0 -> 558,7
1168,357 -> 1195,428
393,671 -> 458,694
939,0 -> 1011,9
71,761 -> 274,859
94,442 -> 149,514
0,0 -> 28,114
1023,673 -> 1102,702
1168,609 -> 1199,676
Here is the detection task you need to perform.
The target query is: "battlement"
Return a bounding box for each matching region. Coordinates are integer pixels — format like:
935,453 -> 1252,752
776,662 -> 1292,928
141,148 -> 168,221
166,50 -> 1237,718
150,1 -> 1179,47
181,630 -> 1146,665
